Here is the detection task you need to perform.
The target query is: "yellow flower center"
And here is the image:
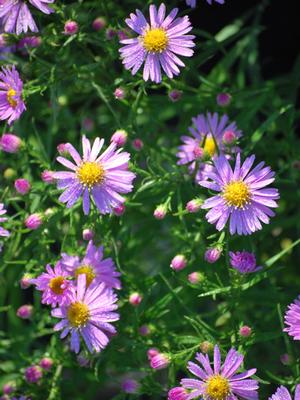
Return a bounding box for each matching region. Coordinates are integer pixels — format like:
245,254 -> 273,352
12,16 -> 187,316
7,88 -> 17,108
202,135 -> 217,157
206,375 -> 230,400
76,161 -> 105,188
48,276 -> 66,295
67,302 -> 90,327
74,265 -> 96,287
223,180 -> 250,208
142,28 -> 168,53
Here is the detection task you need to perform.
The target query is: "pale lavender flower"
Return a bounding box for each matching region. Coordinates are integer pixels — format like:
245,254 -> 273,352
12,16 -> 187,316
0,203 -> 10,237
0,0 -> 55,35
119,3 -> 195,83
284,296 -> 300,340
168,345 -> 258,400
229,251 -> 261,274
52,274 -> 119,354
59,240 -> 121,290
31,262 -> 73,307
53,135 -> 135,215
200,153 -> 279,235
177,112 -> 241,182
269,385 -> 300,400
0,66 -> 26,124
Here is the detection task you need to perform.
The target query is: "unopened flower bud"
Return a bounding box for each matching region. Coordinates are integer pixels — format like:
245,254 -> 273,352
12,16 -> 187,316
129,292 -> 142,306
14,178 -> 31,195
170,254 -> 187,271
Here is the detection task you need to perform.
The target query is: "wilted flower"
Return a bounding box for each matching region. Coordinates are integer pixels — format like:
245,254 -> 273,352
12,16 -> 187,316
147,348 -> 159,360
119,4 -> 195,83
60,240 -> 121,290
200,153 -> 280,235
0,66 -> 26,124
52,274 -> 119,353
53,136 -> 135,215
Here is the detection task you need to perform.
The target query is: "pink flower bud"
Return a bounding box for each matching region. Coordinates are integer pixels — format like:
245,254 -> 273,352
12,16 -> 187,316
147,348 -> 159,360
2,382 -> 15,395
188,272 -> 203,284
132,138 -> 143,151
222,130 -> 236,145
57,143 -> 68,155
216,92 -> 232,107
0,133 -> 21,153
41,170 -> 55,183
168,387 -> 189,400
92,17 -> 106,31
82,117 -> 94,132
106,28 -> 116,40
64,20 -> 78,35
239,325 -> 252,337
154,205 -> 167,220
14,178 -> 31,195
129,292 -> 142,306
24,365 -> 42,383
170,254 -> 187,271
139,324 -> 150,336
25,213 -> 42,230
82,228 -> 94,241
186,199 -> 202,213
39,357 -> 53,371
193,146 -> 204,159
16,305 -> 33,319
280,353 -> 292,366
121,379 -> 139,394
168,89 -> 182,102
150,353 -> 170,370
113,204 -> 126,216
204,248 -> 221,263
114,87 -> 126,100
20,274 -> 32,289
111,129 -> 128,147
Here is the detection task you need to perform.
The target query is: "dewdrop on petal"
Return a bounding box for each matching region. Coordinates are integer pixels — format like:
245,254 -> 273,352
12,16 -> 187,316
170,254 -> 187,271
111,129 -> 128,147
129,292 -> 142,306
16,305 -> 33,319
64,21 -> 78,35
150,353 -> 170,370
25,213 -> 42,230
14,178 -> 31,195
239,325 -> 252,337
24,365 -> 42,384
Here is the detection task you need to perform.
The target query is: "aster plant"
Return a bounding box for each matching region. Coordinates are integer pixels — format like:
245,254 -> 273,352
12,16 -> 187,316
269,386 -> 300,400
284,296 -> 300,340
119,3 -> 195,83
200,153 -> 280,235
168,345 -> 258,400
53,135 -> 135,215
52,274 -> 119,353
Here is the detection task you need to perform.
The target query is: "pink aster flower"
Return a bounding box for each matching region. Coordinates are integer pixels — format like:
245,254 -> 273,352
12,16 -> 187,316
0,203 -> 10,237
0,0 -> 55,35
269,386 -> 300,400
52,274 -> 119,354
119,3 -> 195,83
229,251 -> 262,274
200,153 -> 280,235
177,112 -> 241,182
59,240 -> 121,290
169,345 -> 258,400
53,135 -> 135,215
0,66 -> 26,125
0,133 -> 21,153
284,296 -> 300,340
31,263 -> 73,307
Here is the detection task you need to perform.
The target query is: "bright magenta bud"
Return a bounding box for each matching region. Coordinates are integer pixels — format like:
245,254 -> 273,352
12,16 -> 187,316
222,130 -> 236,145
186,199 -> 202,213
16,304 -> 33,319
239,325 -> 252,337
39,357 -> 53,371
114,87 -> 126,100
132,138 -> 143,151
150,353 -> 170,370
147,348 -> 159,360
113,204 -> 126,216
25,213 -> 43,230
204,248 -> 221,263
0,133 -> 21,153
168,387 -> 189,400
64,20 -> 78,35
216,92 -> 232,107
121,379 -> 139,394
82,228 -> 94,241
41,170 -> 55,183
14,178 -> 31,195
92,17 -> 106,31
111,129 -> 128,147
129,292 -> 142,306
170,254 -> 187,271
24,365 -> 42,383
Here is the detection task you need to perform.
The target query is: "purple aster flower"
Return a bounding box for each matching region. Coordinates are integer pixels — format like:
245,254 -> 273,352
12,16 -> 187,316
229,251 -> 262,274
0,0 -> 55,35
186,0 -> 224,7
119,3 -> 195,83
31,262 -> 73,307
0,65 -> 26,125
269,385 -> 300,400
53,135 -> 135,215
200,153 -> 279,235
284,296 -> 300,340
0,203 -> 10,237
52,274 -> 119,354
168,345 -> 258,400
59,240 -> 121,290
